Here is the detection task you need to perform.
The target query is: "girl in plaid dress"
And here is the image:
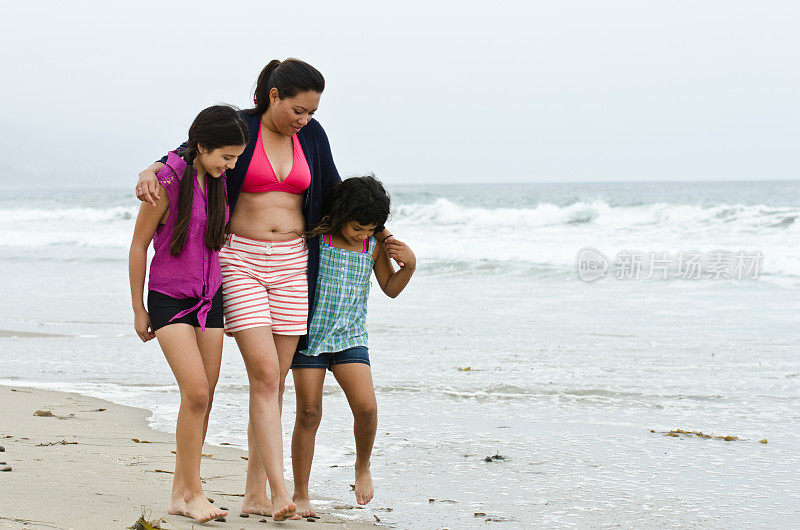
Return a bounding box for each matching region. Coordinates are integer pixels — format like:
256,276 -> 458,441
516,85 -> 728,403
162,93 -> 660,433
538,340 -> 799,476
289,176 -> 416,517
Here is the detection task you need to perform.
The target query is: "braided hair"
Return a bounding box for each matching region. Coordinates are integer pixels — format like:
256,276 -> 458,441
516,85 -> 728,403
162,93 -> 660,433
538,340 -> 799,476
169,105 -> 249,256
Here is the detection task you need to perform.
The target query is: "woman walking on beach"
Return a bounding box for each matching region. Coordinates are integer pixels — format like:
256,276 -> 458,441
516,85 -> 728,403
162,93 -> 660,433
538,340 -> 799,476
135,59 -> 375,518
129,105 -> 247,523
291,176 -> 415,516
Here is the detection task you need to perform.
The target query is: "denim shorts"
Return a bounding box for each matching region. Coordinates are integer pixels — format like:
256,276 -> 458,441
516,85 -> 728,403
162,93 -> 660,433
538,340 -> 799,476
291,346 -> 370,371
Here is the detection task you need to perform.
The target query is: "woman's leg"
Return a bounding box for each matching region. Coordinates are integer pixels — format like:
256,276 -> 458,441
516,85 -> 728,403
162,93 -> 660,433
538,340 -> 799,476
242,333 -> 300,516
243,422 -> 271,515
330,362 -> 378,505
220,237 -> 278,516
156,324 -> 227,522
234,326 -> 297,521
291,367 -> 326,517
222,235 -> 306,517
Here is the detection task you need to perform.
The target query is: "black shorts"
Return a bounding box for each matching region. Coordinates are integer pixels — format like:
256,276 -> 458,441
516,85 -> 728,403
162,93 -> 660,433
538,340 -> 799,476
147,288 -> 224,331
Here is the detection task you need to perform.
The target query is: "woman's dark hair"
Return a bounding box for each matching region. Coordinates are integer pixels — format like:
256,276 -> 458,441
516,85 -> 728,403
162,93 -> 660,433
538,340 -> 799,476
309,175 -> 391,238
248,58 -> 325,115
170,105 -> 249,256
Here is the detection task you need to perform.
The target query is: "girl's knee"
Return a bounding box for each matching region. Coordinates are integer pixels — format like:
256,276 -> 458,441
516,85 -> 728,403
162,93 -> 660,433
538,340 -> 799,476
353,402 -> 377,425
297,403 -> 323,429
182,386 -> 211,414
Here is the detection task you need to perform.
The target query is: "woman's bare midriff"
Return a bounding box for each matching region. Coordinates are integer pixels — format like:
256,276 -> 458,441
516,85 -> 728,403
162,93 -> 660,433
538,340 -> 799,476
228,191 -> 305,241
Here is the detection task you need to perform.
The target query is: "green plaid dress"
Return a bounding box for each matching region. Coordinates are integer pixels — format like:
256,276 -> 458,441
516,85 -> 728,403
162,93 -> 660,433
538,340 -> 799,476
300,235 -> 377,356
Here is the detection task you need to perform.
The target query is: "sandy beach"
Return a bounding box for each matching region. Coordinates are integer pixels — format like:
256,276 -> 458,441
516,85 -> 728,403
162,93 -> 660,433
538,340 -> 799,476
0,385 -> 376,529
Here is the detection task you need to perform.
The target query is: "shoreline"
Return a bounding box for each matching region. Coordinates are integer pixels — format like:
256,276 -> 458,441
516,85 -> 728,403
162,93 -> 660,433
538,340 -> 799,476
0,384 -> 375,529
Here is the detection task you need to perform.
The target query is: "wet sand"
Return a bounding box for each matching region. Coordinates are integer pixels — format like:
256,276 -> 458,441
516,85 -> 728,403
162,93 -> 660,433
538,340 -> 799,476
0,330 -> 69,338
0,385 -> 375,529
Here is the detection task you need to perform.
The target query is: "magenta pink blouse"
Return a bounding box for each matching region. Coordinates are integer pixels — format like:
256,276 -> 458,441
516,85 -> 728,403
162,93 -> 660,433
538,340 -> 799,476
147,151 -> 229,330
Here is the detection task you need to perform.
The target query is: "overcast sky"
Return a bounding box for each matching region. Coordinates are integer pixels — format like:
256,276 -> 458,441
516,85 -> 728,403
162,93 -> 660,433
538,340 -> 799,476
0,0 -> 797,186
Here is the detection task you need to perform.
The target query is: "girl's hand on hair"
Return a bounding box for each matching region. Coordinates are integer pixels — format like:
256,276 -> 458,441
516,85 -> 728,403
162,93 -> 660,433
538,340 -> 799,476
385,239 -> 416,271
134,310 -> 156,342
136,164 -> 163,207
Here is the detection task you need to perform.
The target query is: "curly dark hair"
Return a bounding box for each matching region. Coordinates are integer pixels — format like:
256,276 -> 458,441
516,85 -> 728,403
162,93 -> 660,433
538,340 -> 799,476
308,175 -> 390,238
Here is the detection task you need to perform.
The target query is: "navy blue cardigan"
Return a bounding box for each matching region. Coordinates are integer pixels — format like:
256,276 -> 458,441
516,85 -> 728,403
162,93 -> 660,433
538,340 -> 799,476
160,112 -> 342,351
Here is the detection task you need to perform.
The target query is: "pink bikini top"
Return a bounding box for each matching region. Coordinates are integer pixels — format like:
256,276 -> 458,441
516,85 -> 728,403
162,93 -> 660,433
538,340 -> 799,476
241,127 -> 311,194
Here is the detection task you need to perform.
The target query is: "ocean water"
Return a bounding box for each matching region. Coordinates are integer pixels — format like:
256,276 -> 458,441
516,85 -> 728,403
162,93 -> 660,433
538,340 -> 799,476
1,181 -> 799,528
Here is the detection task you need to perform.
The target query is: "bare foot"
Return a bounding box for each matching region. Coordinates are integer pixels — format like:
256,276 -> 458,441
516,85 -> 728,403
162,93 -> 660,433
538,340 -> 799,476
293,495 -> 317,518
167,494 -> 186,516
271,495 -> 297,522
184,494 -> 227,523
242,494 -> 273,516
355,464 -> 374,505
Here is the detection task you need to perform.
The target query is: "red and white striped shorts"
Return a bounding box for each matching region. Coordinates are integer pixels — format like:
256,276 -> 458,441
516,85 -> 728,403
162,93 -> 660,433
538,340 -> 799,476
219,234 -> 309,335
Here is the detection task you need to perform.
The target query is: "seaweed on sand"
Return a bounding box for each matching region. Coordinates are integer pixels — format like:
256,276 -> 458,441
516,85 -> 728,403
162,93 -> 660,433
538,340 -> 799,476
655,428 -> 739,441
130,509 -> 171,530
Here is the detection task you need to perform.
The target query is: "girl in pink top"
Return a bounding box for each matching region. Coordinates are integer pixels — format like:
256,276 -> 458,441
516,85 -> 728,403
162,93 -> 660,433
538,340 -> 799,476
128,105 -> 248,523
